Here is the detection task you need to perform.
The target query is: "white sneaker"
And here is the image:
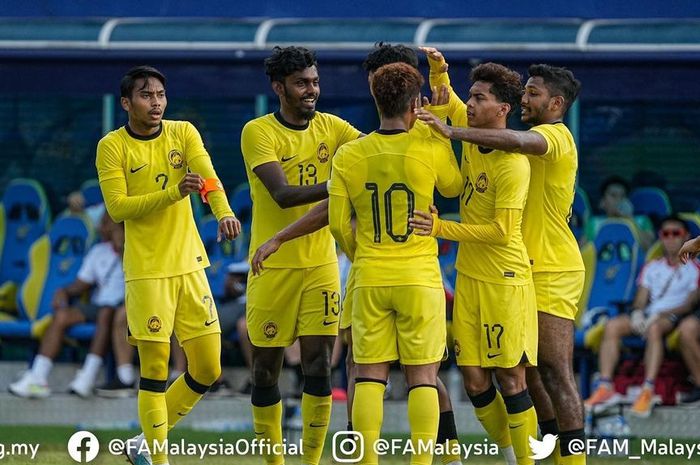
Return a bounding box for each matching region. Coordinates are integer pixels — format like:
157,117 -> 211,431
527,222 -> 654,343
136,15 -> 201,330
125,433 -> 152,465
8,372 -> 50,399
68,369 -> 95,398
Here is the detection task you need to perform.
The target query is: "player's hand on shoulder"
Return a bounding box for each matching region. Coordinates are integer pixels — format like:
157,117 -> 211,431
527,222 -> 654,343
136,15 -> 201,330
178,173 -> 204,198
218,216 -> 241,242
251,236 -> 283,275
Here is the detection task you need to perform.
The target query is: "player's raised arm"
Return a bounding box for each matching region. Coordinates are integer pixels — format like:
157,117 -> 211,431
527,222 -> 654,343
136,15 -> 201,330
420,46 -> 466,126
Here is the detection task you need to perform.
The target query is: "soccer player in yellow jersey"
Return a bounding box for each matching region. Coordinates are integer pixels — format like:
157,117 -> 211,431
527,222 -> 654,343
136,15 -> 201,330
250,43 -> 465,465
411,61 -> 537,465
329,62 -> 462,465
240,46 -> 360,465
418,53 -> 587,465
96,66 -> 240,465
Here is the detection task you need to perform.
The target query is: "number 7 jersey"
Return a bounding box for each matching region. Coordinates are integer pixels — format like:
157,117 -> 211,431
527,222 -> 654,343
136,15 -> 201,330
96,120 -> 210,281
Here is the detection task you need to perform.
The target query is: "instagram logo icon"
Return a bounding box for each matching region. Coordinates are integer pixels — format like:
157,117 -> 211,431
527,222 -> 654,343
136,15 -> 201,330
332,431 -> 364,463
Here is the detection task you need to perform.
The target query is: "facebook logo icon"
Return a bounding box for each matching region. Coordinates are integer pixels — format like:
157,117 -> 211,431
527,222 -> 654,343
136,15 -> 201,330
67,431 -> 99,463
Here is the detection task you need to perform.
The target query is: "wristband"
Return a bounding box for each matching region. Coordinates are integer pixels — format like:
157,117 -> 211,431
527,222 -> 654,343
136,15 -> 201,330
199,178 -> 225,204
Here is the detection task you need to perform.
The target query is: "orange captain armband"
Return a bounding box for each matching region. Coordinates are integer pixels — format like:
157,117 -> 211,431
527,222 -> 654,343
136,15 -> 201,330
199,178 -> 225,204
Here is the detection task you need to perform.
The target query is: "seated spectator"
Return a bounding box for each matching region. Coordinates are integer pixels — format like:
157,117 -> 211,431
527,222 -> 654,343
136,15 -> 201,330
66,190 -> 106,230
589,176 -> 654,249
8,215 -> 125,398
585,215 -> 699,416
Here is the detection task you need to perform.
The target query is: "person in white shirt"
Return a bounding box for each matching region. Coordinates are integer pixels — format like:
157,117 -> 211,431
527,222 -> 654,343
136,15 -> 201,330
585,215 -> 699,417
9,214 -> 128,398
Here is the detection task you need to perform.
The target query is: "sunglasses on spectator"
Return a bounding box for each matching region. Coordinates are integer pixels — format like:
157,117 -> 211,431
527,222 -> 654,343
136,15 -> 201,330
659,228 -> 685,238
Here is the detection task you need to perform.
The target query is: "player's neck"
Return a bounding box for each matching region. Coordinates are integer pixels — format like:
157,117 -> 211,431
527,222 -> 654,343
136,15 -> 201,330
278,107 -> 309,127
666,254 -> 681,266
127,118 -> 161,137
379,115 -> 410,132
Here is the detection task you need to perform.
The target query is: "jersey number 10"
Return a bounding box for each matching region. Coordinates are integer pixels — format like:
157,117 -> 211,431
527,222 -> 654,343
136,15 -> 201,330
365,182 -> 415,243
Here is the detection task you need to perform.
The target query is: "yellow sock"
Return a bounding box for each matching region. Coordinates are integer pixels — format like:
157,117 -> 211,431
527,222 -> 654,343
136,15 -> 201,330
252,401 -> 284,465
407,386 -> 439,465
560,453 -> 586,464
165,373 -> 205,431
138,389 -> 168,465
300,393 -> 332,465
505,404 -> 537,465
472,388 -> 512,448
559,429 -> 586,465
353,380 -> 385,465
552,439 -> 562,464
442,438 -> 462,464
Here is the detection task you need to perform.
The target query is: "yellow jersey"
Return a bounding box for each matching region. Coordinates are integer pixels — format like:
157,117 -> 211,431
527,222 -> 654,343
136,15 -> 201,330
525,123 -> 584,272
328,128 -> 463,288
457,144 -> 532,285
97,120 -> 232,281
241,111 -> 360,268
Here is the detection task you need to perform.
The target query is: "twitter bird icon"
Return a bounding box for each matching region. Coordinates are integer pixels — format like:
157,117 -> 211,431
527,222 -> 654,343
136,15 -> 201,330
529,434 -> 558,460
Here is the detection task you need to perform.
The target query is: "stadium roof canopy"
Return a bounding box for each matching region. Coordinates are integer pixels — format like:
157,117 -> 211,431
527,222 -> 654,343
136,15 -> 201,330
1,17 -> 699,53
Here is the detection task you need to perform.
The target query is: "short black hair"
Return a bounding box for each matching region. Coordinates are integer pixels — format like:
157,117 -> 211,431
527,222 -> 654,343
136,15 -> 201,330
120,65 -> 166,99
599,175 -> 630,197
363,42 -> 419,73
264,46 -> 317,83
470,63 -> 523,117
528,64 -> 581,113
659,214 -> 689,232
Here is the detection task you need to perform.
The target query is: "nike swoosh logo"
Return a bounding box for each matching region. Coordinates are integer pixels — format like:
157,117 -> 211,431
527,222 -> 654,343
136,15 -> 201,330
486,353 -> 502,359
130,164 -> 148,173
280,155 -> 296,162
309,422 -> 327,428
153,422 -> 166,428
204,319 -> 218,327
322,319 -> 338,326
177,412 -> 187,417
254,431 -> 265,435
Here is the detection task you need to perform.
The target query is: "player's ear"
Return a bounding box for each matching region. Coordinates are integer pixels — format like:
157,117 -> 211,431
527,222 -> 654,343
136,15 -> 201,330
271,80 -> 285,97
120,96 -> 130,112
499,103 -> 510,117
550,95 -> 565,111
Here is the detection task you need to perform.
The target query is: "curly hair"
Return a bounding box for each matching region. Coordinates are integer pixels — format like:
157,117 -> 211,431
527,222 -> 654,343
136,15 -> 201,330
528,64 -> 581,113
264,46 -> 317,83
470,63 -> 523,117
371,62 -> 424,118
120,65 -> 166,99
363,42 -> 419,73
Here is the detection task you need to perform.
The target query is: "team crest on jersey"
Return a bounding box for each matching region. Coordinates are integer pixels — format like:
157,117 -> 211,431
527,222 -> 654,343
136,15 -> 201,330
453,339 -> 461,357
147,316 -> 162,333
475,172 -> 489,193
168,149 -> 184,169
263,321 -> 278,339
317,142 -> 330,163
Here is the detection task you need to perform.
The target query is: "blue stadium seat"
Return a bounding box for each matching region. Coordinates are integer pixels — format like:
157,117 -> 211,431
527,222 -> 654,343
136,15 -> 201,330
199,215 -> 237,301
630,187 -> 671,225
0,178 -> 51,286
80,179 -> 103,208
0,215 -> 93,339
575,219 -> 642,397
436,212 -> 460,291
